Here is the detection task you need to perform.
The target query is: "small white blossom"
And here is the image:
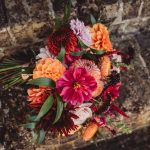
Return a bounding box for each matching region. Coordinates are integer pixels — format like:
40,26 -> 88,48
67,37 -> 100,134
36,46 -> 55,59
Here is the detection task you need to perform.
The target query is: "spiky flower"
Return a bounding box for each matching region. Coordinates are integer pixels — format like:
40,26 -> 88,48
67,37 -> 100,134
72,59 -> 101,81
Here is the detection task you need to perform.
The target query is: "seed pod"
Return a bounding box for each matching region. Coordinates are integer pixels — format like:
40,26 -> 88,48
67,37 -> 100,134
92,81 -> 103,97
99,56 -> 111,79
82,123 -> 98,141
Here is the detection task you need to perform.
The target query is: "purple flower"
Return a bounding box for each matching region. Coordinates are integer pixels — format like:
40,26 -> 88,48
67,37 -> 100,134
56,67 -> 97,105
70,19 -> 92,46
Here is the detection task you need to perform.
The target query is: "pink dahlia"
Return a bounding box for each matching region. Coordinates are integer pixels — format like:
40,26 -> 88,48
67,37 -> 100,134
56,67 -> 97,105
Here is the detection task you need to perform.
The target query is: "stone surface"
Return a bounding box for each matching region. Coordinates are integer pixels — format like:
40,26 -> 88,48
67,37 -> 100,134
0,0 -> 150,150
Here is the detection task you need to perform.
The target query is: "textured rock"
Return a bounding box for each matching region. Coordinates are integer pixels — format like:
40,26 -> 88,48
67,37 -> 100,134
0,0 -> 150,149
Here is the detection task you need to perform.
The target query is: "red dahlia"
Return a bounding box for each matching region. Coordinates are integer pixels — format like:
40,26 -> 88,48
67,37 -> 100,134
48,28 -> 77,56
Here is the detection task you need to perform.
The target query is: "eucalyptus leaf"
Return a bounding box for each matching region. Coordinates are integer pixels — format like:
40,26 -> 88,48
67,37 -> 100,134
23,123 -> 36,129
90,14 -> 97,25
57,47 -> 65,62
38,129 -> 46,144
35,95 -> 54,121
27,77 -> 56,88
54,17 -> 62,30
53,94 -> 64,124
31,131 -> 38,144
91,49 -> 105,55
78,38 -> 88,49
71,51 -> 86,56
63,0 -> 71,23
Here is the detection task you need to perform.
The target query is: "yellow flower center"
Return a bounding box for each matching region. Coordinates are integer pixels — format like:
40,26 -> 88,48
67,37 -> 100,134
74,82 -> 81,89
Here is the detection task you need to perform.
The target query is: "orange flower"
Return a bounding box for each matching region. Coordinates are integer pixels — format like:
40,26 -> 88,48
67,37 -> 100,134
99,56 -> 111,79
82,122 -> 98,141
27,87 -> 51,108
33,58 -> 66,81
92,81 -> 103,97
90,23 -> 112,51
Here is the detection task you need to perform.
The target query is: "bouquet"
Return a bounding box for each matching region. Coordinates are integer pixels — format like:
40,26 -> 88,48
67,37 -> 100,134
0,3 -> 130,145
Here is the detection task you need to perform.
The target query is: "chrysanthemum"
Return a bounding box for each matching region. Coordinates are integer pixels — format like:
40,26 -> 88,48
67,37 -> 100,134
70,19 -> 92,46
90,23 -> 112,51
27,87 -> 51,108
33,58 -> 66,81
48,28 -> 77,56
56,67 -> 97,105
72,59 -> 101,81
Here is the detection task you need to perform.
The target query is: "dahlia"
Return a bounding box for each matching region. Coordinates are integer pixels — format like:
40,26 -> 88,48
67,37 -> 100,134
70,19 -> 92,46
48,28 -> 77,56
56,67 -> 97,105
27,87 -> 51,108
33,58 -> 66,81
72,59 -> 101,81
90,23 -> 112,51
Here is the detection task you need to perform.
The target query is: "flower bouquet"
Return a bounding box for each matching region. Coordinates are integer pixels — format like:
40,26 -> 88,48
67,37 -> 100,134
0,2 -> 130,145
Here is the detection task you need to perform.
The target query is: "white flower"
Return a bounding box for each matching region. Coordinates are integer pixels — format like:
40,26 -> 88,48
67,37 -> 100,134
112,54 -> 122,63
71,103 -> 93,125
36,46 -> 55,59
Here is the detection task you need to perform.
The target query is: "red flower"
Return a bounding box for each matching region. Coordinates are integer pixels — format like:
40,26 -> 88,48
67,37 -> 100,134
56,67 -> 97,105
48,28 -> 77,56
102,82 -> 121,101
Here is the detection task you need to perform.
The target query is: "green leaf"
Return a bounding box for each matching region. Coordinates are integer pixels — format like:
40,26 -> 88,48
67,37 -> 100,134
23,123 -> 36,129
31,131 -> 38,144
27,77 -> 56,88
53,94 -> 64,124
27,115 -> 37,122
90,14 -> 97,25
78,38 -> 88,49
63,0 -> 71,23
57,47 -> 65,62
0,65 -> 21,72
35,95 -> 54,121
54,17 -> 62,30
38,129 -> 46,144
71,51 -> 86,56
91,49 -> 105,55
82,53 -> 98,62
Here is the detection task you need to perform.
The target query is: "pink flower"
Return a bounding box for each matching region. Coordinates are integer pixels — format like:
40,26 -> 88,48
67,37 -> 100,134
56,67 -> 97,105
70,19 -> 92,46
